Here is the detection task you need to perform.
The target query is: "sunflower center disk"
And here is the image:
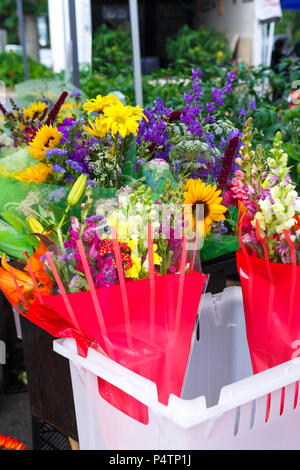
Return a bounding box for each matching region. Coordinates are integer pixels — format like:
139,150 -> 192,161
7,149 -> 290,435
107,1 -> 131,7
192,201 -> 209,220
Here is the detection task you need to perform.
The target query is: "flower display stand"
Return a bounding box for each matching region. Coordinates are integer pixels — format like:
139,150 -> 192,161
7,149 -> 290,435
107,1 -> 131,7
20,315 -> 78,448
202,252 -> 238,294
0,293 -> 26,394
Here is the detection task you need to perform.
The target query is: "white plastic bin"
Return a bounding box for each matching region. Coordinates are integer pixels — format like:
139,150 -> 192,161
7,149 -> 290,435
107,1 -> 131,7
54,287 -> 300,450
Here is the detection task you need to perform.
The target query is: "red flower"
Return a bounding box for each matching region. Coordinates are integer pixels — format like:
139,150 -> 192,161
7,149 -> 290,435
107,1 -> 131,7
168,110 -> 182,123
45,91 -> 68,126
217,136 -> 240,190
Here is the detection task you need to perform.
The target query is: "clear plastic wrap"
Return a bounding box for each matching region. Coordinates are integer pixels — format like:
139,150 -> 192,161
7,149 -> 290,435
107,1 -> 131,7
15,79 -> 86,108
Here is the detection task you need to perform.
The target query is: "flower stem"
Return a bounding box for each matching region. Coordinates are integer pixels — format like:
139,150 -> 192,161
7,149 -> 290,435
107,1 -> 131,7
57,204 -> 70,252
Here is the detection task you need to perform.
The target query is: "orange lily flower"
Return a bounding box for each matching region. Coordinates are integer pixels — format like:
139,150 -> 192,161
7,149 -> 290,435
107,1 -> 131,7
0,253 -> 35,306
0,242 -> 53,307
292,214 -> 300,233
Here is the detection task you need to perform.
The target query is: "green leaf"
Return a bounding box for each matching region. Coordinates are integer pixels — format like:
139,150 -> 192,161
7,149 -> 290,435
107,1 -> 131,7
200,234 -> 238,262
284,143 -> 300,162
1,213 -> 28,234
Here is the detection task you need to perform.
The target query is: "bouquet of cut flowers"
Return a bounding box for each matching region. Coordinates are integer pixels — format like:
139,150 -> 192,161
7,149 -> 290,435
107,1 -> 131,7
0,175 -> 207,423
0,92 -> 146,186
0,92 -> 149,260
233,117 -> 300,373
135,68 -> 256,261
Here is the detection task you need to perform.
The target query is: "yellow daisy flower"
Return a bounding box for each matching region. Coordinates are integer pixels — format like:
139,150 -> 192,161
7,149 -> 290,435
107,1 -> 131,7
27,125 -> 61,160
183,178 -> 227,238
14,162 -> 53,183
83,94 -> 120,115
82,115 -> 107,139
130,104 -> 148,122
23,102 -> 48,121
102,102 -> 142,138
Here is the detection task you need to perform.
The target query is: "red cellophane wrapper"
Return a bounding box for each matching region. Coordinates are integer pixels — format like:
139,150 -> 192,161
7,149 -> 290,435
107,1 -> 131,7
7,229 -> 207,424
236,213 -> 300,375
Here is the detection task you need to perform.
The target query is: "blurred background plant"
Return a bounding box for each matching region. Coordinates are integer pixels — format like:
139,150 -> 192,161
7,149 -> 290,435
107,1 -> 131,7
166,24 -> 232,71
0,50 -> 54,89
92,23 -> 133,77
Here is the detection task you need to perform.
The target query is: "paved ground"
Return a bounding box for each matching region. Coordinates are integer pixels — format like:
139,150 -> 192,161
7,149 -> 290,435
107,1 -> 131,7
0,366 -> 33,450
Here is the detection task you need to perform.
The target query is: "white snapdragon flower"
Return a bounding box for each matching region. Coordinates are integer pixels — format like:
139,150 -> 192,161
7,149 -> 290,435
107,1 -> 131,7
253,212 -> 266,235
259,198 -> 273,223
276,218 -> 297,234
272,201 -> 286,221
294,197 -> 300,212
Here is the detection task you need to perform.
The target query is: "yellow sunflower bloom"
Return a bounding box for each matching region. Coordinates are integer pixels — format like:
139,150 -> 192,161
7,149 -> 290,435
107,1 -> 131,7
14,162 -> 53,183
102,102 -> 142,138
82,115 -> 107,139
183,178 -> 227,238
83,94 -> 120,115
27,125 -> 61,160
23,101 -> 48,121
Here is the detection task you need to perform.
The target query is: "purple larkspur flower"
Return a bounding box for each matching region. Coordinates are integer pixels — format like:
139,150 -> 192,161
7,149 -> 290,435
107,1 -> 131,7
248,99 -> 256,111
70,91 -> 81,98
206,102 -> 216,114
238,106 -> 246,120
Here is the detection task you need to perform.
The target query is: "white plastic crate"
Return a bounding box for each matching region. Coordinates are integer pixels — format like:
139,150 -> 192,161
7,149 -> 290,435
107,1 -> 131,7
53,286 -> 300,450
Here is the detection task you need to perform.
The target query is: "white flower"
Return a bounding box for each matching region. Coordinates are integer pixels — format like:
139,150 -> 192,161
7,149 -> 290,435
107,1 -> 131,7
276,218 -> 296,234
253,212 -> 266,234
272,202 -> 286,221
0,132 -> 13,147
259,198 -> 273,223
294,197 -> 300,212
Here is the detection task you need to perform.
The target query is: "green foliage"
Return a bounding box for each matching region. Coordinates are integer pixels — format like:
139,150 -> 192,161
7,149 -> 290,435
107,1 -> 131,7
92,23 -> 133,76
166,24 -> 232,70
0,0 -> 48,44
275,10 -> 300,45
0,51 -> 54,89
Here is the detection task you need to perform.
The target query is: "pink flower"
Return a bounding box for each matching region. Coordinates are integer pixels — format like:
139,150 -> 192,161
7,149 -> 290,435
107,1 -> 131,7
222,186 -> 237,207
232,187 -> 248,201
235,170 -> 245,179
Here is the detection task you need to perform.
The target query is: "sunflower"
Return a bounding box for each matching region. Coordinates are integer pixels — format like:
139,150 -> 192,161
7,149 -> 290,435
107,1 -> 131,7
0,435 -> 27,450
83,94 -> 120,115
83,115 -> 107,139
102,102 -> 143,138
27,125 -> 61,160
183,178 -> 227,238
23,101 -> 48,121
14,162 -> 53,183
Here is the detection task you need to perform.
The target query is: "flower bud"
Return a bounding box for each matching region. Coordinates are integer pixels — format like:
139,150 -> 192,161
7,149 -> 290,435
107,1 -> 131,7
28,216 -> 44,234
67,174 -> 87,206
